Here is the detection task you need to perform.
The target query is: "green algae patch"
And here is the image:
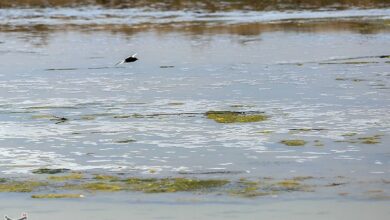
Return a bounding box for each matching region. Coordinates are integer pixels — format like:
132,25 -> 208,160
32,168 -> 71,174
48,173 -> 83,181
280,139 -> 307,146
205,111 -> 267,123
0,181 -> 47,192
125,177 -> 229,193
31,194 -> 84,199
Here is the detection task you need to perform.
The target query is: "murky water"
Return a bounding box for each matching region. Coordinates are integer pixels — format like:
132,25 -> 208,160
0,4 -> 389,215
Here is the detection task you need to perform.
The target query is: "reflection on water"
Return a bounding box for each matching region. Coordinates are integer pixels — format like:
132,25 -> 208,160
0,7 -> 389,47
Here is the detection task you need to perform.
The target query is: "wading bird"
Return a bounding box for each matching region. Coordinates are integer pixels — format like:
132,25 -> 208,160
4,213 -> 27,220
116,53 -> 138,65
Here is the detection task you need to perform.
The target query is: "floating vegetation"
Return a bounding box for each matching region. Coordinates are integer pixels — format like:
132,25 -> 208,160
73,182 -> 123,192
167,102 -> 184,105
48,173 -> 83,181
326,182 -> 347,187
0,181 -> 46,192
31,114 -> 58,119
31,194 -> 84,199
277,179 -> 300,188
94,174 -> 120,181
229,104 -> 255,108
80,115 -> 96,120
32,168 -> 71,174
321,61 -> 379,65
337,134 -> 382,144
335,77 -> 365,82
51,117 -> 68,124
32,115 -> 69,124
358,135 -> 382,144
114,114 -> 154,118
292,176 -> 314,181
273,179 -> 312,192
178,170 -> 244,175
124,177 -> 229,193
229,179 -> 268,197
26,105 -> 78,110
0,175 -> 382,199
313,140 -> 324,147
205,111 -> 267,123
342,132 -> 358,137
289,128 -> 326,134
258,130 -> 274,134
115,139 -> 136,144
280,139 -> 307,146
45,68 -> 78,71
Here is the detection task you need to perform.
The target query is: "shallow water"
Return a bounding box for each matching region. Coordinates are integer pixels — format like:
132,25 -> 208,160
0,5 -> 389,218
